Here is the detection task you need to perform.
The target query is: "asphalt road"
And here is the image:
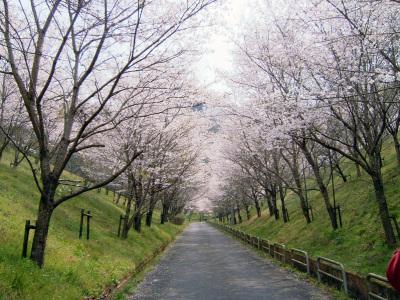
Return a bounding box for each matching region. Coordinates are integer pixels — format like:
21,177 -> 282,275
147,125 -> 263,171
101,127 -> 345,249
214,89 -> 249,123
131,222 -> 331,300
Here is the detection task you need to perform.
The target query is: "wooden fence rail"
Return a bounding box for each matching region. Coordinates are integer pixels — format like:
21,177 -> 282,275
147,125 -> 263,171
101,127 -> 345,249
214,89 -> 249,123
210,222 -> 400,300
367,273 -> 393,300
317,256 -> 348,295
291,248 -> 310,275
274,243 -> 286,264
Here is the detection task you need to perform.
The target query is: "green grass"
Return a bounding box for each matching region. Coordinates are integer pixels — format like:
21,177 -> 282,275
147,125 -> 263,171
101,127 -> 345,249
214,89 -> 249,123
110,244 -> 167,300
0,151 -> 185,300
228,139 -> 400,277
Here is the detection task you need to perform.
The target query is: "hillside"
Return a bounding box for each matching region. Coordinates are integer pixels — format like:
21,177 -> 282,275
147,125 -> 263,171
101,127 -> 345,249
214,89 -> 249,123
228,139 -> 400,276
0,151 -> 184,299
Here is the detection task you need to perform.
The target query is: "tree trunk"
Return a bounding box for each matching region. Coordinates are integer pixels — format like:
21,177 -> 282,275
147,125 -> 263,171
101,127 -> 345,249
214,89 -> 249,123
279,184 -> 288,223
161,203 -> 169,224
272,151 -> 286,222
294,173 -> 311,223
270,191 -> 279,220
134,213 -> 142,232
299,194 -> 311,224
12,147 -> 22,167
236,207 -> 242,223
121,219 -> 130,239
301,143 -> 338,230
392,134 -> 400,167
316,175 -> 338,230
146,188 -> 157,227
371,170 -> 396,246
160,213 -> 167,224
121,196 -> 133,239
245,204 -> 250,220
264,188 -> 274,216
355,162 -> 362,177
30,200 -> 54,268
292,165 -> 311,224
254,199 -> 261,218
146,209 -> 153,227
335,163 -> 347,183
0,140 -> 9,161
115,193 -> 121,205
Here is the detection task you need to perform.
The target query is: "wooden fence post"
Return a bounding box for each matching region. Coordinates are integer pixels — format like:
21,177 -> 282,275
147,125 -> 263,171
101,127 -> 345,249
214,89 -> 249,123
86,210 -> 92,240
79,209 -> 92,240
79,209 -> 84,239
22,220 -> 36,258
336,205 -> 343,228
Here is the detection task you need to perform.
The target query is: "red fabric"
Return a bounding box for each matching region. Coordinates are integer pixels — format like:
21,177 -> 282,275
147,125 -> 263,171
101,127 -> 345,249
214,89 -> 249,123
387,250 -> 400,292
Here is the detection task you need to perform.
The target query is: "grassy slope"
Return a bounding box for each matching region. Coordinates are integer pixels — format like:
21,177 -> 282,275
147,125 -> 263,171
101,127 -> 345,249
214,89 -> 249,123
231,139 -> 400,277
0,151 -> 184,300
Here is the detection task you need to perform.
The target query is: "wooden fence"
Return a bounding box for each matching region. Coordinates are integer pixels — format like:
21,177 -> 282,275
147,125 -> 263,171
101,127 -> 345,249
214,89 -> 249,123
211,222 -> 400,300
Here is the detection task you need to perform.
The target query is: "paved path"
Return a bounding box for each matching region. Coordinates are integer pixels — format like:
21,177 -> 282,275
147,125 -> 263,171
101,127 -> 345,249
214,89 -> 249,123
131,222 -> 331,300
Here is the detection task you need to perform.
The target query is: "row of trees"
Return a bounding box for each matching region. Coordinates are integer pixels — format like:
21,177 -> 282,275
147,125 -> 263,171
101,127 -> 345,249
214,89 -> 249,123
112,113 -> 202,238
212,0 -> 400,246
0,0 -> 216,267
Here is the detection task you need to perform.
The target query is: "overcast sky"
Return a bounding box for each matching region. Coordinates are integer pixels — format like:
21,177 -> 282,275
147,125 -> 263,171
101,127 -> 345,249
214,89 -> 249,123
194,0 -> 254,90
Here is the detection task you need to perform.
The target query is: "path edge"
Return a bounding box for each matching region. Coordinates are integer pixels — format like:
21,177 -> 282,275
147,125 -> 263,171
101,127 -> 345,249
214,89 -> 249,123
90,224 -> 188,300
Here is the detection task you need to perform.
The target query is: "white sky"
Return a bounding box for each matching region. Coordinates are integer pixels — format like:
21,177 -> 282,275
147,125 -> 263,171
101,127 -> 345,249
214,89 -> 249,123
194,0 -> 253,90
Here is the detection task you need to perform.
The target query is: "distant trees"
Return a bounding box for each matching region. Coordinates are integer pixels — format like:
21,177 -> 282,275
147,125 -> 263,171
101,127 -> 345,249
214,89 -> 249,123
117,113 -> 199,238
0,70 -> 32,162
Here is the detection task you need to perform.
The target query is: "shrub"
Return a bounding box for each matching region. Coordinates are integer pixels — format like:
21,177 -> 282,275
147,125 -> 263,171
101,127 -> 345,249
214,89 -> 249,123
171,214 -> 185,225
